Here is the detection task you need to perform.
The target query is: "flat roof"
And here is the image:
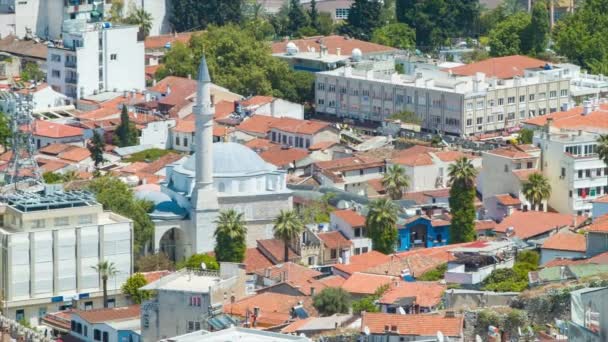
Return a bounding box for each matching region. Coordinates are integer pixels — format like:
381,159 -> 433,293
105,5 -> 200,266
3,189 -> 98,213
141,270 -> 221,292
164,326 -> 310,341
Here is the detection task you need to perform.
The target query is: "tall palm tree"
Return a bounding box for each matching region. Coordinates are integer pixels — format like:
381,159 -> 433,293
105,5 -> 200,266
522,173 -> 552,211
214,209 -> 247,262
382,164 -> 410,200
365,198 -> 399,254
127,9 -> 153,38
448,157 -> 478,188
92,260 -> 118,308
598,135 -> 608,166
273,210 -> 304,262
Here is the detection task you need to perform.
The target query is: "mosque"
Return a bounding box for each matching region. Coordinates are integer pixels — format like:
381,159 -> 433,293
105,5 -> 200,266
137,57 -> 293,261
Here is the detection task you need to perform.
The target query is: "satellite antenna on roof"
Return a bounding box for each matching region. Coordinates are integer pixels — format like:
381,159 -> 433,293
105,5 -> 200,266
397,307 -> 406,315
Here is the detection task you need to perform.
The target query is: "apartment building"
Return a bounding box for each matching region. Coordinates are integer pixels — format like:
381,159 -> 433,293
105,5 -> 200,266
0,187 -> 133,326
534,128 -> 608,216
315,56 -> 571,136
313,156 -> 385,196
330,209 -> 372,255
47,21 -> 145,99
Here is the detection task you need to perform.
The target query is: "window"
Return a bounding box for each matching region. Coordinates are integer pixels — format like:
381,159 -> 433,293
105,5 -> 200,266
189,296 -> 202,307
85,301 -> 93,310
507,112 -> 515,120
94,329 -> 101,341
520,110 -> 526,119
175,136 -> 180,146
31,219 -> 45,228
598,168 -> 603,177
335,8 -> 349,19
476,117 -> 483,125
476,101 -> 484,109
487,115 -> 494,123
507,96 -> 515,104
71,320 -> 76,331
103,331 -> 109,342
317,83 -> 325,91
78,215 -> 92,225
519,95 -> 525,102
527,161 -> 533,169
498,98 -> 504,106
51,54 -> 61,62
488,99 -> 495,107
328,84 -> 335,92
550,90 -> 557,98
579,170 -> 584,179
354,227 -> 363,237
362,247 -> 369,253
466,102 -> 473,110
498,114 -> 504,121
187,321 -> 201,332
317,98 -> 324,105
538,92 -> 546,100
54,217 -> 69,226
515,163 -> 522,170
84,326 -> 88,337
466,119 -> 472,126
330,249 -> 337,259
569,190 -> 573,198
183,137 -> 188,147
107,299 -> 115,308
110,54 -> 117,60
504,164 -> 509,172
529,94 -> 535,101
586,169 -> 592,178
51,69 -> 61,78
561,89 -> 568,97
76,323 -> 82,334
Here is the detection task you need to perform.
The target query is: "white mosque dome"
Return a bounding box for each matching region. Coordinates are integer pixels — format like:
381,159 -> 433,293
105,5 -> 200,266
181,142 -> 276,176
351,48 -> 362,62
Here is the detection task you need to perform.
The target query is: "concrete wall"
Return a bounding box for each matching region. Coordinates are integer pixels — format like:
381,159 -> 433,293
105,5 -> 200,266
540,248 -> 585,265
593,202 -> 608,220
587,232 -> 608,257
444,290 -> 518,310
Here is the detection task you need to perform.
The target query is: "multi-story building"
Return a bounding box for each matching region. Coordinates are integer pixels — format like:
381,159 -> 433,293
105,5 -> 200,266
315,55 -> 571,136
68,305 -> 141,342
47,21 -> 145,99
0,187 -> 133,326
313,156 -> 385,196
534,128 -> 608,216
140,264 -> 247,341
330,209 -> 372,255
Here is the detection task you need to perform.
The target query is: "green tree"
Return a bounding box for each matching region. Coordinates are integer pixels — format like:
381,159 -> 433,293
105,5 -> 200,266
135,253 -> 175,272
316,12 -> 335,36
597,134 -> 608,166
389,110 -> 421,124
107,0 -> 125,22
521,0 -> 549,55
488,12 -> 530,56
89,176 -> 154,255
287,0 -> 309,36
448,157 -> 477,243
20,62 -> 44,82
382,164 -> 410,200
177,253 -> 219,270
516,250 -> 539,267
340,0 -> 382,40
312,287 -> 351,316
517,128 -> 534,144
366,198 -> 398,254
92,260 -> 118,308
214,210 -> 247,263
417,263 -> 448,281
126,8 -> 153,39
309,0 -> 320,31
43,172 -> 63,184
114,105 -> 138,147
121,273 -> 151,304
154,41 -> 195,81
371,23 -> 416,50
0,111 -> 11,151
62,170 -> 79,183
273,210 -> 304,262
89,130 -> 106,169
352,284 -> 389,314
299,192 -> 335,224
170,0 -> 243,31
522,173 -> 551,211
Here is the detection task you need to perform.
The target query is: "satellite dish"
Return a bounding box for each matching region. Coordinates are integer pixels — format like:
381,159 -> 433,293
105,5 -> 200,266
437,331 -> 444,342
200,262 -> 207,270
363,326 -> 370,335
397,307 -> 406,315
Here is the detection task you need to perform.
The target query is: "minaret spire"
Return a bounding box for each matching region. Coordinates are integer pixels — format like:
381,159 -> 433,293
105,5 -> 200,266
194,56 -> 214,190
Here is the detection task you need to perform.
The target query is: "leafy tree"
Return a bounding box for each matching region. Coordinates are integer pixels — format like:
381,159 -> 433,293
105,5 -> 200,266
417,263 -> 447,281
389,110 -> 421,124
135,253 -> 175,272
309,0 -> 319,31
597,134 -> 608,167
316,12 -> 335,36
89,130 -> 106,168
299,192 -> 335,224
107,0 -> 125,22
121,273 -> 151,304
287,0 -> 309,36
448,157 -> 477,243
154,42 -> 195,81
488,12 -> 530,56
214,210 -> 247,263
312,287 -> 351,316
177,254 -> 219,270
0,111 -> 11,151
482,251 -> 538,292
516,250 -> 539,267
92,260 -> 118,308
371,23 -> 416,50
340,0 -> 382,40
125,8 -> 153,39
521,0 -> 549,55
114,105 -> 138,147
273,210 -> 304,262
89,176 -> 155,255
21,62 -> 44,82
43,172 -> 63,184
270,4 -> 291,37
522,173 -> 551,211
382,164 -> 410,200
517,128 -> 534,144
63,170 -> 79,183
170,0 -> 243,31
351,284 -> 389,314
366,198 -> 399,254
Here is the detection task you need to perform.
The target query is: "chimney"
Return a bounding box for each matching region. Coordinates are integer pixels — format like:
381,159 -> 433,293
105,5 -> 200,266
336,47 -> 341,56
187,74 -> 192,80
583,100 -> 592,115
166,84 -> 172,95
152,79 -> 157,87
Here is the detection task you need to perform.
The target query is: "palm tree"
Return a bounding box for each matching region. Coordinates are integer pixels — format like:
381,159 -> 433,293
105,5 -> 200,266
448,157 -> 478,187
214,209 -> 247,262
382,164 -> 410,200
598,135 -> 608,166
92,260 -> 118,308
365,198 -> 399,254
273,210 -> 304,262
522,173 -> 552,211
126,9 -> 153,38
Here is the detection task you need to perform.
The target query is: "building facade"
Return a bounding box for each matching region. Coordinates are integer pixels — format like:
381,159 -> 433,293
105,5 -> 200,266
47,22 -> 145,99
0,188 -> 133,326
397,216 -> 450,251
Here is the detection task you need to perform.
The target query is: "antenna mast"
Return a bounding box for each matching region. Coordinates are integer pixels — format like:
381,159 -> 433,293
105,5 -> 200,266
5,92 -> 41,186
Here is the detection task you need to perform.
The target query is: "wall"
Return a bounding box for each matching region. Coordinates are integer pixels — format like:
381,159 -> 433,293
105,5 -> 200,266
253,98 -> 304,120
570,287 -> 608,341
103,26 -> 145,93
398,218 -> 449,251
140,119 -> 175,148
593,202 -> 608,220
444,258 -> 515,285
540,248 -> 585,265
587,232 -> 608,257
444,290 -> 518,310
140,0 -> 172,36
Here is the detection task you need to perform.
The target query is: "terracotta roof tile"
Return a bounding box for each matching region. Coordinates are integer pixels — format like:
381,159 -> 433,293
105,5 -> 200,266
138,153 -> 183,175
487,146 -> 533,159
119,162 -> 149,174
31,120 -> 84,139
223,293 -> 316,327
318,275 -> 346,288
140,271 -> 171,283
392,152 -> 434,166
173,119 -> 195,133
434,150 -> 478,162
332,209 -> 366,227
341,272 -> 397,295
245,138 -> 278,150
495,194 -> 521,206
257,239 -> 300,263
587,214 -> 608,233
144,32 -> 196,50
59,146 -> 91,162
593,195 -> 608,203
361,312 -> 463,337
240,95 -> 274,107
512,169 -> 538,181
317,231 -> 352,249
308,140 -> 338,151
37,158 -> 69,172
524,103 -> 608,134
0,35 -> 47,60
280,317 -> 314,333
74,305 -> 140,323
254,262 -> 321,283
39,143 -> 73,156
149,76 -> 197,107
541,231 -> 586,253
258,147 -> 309,168
236,115 -> 281,135
271,35 -> 397,55
244,247 -> 275,273
543,251 -> 608,268
270,118 -> 332,135
332,250 -> 391,276
475,220 -> 496,231
495,210 -> 582,239
443,55 -> 546,79
379,282 -> 446,308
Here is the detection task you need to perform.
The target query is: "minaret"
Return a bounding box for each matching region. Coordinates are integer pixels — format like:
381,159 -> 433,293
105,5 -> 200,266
190,56 -> 219,253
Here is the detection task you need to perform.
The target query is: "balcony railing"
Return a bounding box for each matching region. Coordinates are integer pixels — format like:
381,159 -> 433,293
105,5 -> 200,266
65,77 -> 78,84
65,60 -> 77,68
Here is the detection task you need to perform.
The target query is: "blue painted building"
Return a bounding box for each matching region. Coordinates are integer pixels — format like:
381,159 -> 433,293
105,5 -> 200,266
397,216 -> 450,251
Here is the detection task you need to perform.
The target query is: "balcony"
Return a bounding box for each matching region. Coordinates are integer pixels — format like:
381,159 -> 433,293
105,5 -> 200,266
65,77 -> 78,85
65,60 -> 77,68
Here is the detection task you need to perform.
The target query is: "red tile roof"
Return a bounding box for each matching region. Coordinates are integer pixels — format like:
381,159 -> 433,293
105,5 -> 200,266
74,305 -> 140,323
434,150 -> 477,162
39,143 -> 73,155
59,146 -> 91,162
392,152 -> 434,166
494,210 -> 582,239
244,247 -> 275,273
486,146 -> 533,159
258,147 -> 309,168
144,32 -> 196,50
141,271 -> 171,283
543,251 -> 608,268
254,262 -> 321,285
443,55 -> 546,79
587,214 -> 608,233
341,272 -> 397,295
280,317 -> 314,333
32,120 -> 84,138
138,153 -> 184,175
37,158 -> 69,173
223,293 -> 316,327
361,312 -> 463,337
495,194 -> 522,206
245,138 -> 278,150
379,282 -> 446,308
541,230 -> 586,252
332,209 -> 366,227
333,250 -> 392,276
173,119 -> 195,133
240,95 -> 274,107
119,161 -> 149,174
524,103 -> 608,134
150,76 -> 197,107
236,115 -> 281,135
257,239 -> 300,263
271,35 -> 397,55
317,231 -> 352,249
593,195 -> 608,203
318,275 -> 346,288
512,169 -> 538,181
270,117 -> 332,135
475,220 -> 496,231
308,140 -> 338,151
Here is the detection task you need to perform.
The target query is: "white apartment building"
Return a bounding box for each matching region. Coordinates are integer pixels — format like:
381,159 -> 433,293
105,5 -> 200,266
534,128 -> 608,216
330,209 -> 372,255
47,21 -> 145,99
0,188 -> 133,326
315,57 -> 571,136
